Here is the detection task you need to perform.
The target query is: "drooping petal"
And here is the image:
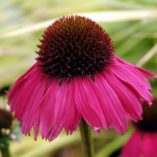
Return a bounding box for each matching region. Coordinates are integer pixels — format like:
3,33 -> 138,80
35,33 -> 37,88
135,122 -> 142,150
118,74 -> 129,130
63,80 -> 81,134
36,79 -> 59,139
93,73 -> 128,133
37,79 -> 81,141
47,80 -> 81,141
103,69 -> 142,121
8,65 -> 41,120
8,64 -> 37,100
74,77 -> 105,130
115,56 -> 156,79
115,57 -> 153,91
21,74 -> 50,135
112,58 -> 153,104
9,64 -> 52,135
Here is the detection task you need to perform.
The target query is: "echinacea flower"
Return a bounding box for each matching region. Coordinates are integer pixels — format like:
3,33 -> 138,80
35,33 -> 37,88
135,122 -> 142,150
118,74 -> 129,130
8,16 -> 156,141
121,99 -> 157,157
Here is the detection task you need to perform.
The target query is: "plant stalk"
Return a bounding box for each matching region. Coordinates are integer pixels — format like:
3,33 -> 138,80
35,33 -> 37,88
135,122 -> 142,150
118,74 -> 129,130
79,120 -> 95,157
1,146 -> 11,157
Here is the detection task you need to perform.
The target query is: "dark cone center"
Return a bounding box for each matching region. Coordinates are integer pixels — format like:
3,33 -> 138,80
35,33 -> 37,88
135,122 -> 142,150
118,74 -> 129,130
135,100 -> 157,132
37,16 -> 113,81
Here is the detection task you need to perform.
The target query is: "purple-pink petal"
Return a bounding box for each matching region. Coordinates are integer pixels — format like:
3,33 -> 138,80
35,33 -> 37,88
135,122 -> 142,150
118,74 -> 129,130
121,130 -> 142,157
122,130 -> 157,157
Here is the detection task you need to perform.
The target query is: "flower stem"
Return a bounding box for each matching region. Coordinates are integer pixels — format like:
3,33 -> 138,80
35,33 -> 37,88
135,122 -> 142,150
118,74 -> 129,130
79,120 -> 95,157
1,146 -> 11,157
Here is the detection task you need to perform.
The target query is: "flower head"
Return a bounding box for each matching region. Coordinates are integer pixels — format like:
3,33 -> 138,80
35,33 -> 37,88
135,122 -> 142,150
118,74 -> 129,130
37,16 -> 113,82
122,99 -> 157,157
8,15 -> 156,141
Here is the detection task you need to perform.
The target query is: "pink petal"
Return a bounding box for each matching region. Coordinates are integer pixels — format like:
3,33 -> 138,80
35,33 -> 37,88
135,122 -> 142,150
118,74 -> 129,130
8,64 -> 38,101
121,130 -> 142,157
9,65 -> 43,120
38,79 -> 81,141
63,80 -> 81,134
74,77 -> 105,129
115,56 -> 157,79
103,70 -> 142,121
143,133 -> 157,157
37,79 -> 59,139
9,65 -> 52,135
112,59 -> 153,104
94,73 -> 128,133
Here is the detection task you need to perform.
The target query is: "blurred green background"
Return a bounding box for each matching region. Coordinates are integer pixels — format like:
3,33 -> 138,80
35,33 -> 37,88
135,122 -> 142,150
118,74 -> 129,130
0,0 -> 157,157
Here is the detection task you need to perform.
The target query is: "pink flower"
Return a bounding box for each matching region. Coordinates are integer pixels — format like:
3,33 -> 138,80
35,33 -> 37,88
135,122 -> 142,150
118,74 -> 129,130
122,130 -> 157,157
122,99 -> 157,157
8,16 -> 156,141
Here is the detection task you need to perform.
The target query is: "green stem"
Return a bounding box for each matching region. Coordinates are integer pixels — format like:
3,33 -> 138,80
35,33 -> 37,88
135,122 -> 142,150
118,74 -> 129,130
79,120 -> 95,157
1,146 -> 11,157
97,128 -> 134,157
